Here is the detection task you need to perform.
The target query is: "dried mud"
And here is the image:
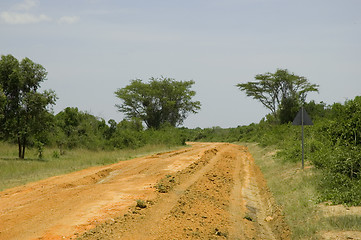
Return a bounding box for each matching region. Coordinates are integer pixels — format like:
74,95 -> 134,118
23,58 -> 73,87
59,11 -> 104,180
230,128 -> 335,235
0,143 -> 290,240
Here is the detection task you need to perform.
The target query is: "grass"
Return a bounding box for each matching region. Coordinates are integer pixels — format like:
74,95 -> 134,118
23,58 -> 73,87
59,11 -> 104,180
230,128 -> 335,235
0,142 -> 184,191
244,142 -> 361,239
325,215 -> 361,231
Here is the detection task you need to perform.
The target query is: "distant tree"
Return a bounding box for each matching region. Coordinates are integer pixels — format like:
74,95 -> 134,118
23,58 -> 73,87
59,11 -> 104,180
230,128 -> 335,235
237,69 -> 319,123
278,96 -> 301,124
303,100 -> 330,121
54,107 -> 109,149
0,54 -> 56,158
104,119 -> 117,140
115,77 -> 201,129
109,118 -> 145,149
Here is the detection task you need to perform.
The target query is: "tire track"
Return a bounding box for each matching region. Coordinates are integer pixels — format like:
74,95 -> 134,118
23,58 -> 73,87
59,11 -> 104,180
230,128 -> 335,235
240,150 -> 290,240
117,147 -> 220,239
241,151 -> 276,240
229,147 -> 246,240
81,147 -> 220,239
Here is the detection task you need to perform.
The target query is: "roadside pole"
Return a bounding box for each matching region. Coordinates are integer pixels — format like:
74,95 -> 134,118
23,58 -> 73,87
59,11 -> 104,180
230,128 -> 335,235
292,107 -> 313,170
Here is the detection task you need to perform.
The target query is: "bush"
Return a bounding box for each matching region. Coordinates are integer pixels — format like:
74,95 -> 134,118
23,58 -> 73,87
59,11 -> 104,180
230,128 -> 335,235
319,171 -> 361,206
110,128 -> 145,149
306,97 -> 361,205
135,199 -> 147,208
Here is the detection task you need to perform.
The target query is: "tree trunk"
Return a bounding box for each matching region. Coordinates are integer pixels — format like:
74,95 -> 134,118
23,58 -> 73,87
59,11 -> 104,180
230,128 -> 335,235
17,136 -> 26,159
21,137 -> 26,159
18,137 -> 22,159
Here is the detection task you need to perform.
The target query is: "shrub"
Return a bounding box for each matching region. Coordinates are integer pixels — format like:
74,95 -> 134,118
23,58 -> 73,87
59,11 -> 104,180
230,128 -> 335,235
52,151 -> 60,158
135,199 -> 147,208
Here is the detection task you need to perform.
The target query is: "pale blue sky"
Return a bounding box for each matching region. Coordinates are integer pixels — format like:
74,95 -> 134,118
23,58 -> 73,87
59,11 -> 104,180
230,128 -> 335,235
1,0 -> 360,128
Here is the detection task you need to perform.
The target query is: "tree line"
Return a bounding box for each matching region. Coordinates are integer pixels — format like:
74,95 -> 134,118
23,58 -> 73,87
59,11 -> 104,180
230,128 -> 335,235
0,55 -> 201,158
1,54 -> 321,159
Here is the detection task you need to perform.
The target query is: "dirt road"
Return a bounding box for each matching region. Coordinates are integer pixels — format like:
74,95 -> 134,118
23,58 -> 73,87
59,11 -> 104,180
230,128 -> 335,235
0,143 -> 289,240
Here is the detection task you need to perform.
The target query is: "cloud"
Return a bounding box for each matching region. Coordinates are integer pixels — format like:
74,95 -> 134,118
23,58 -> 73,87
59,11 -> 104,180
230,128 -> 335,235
13,0 -> 38,11
0,11 -> 51,24
58,16 -> 80,24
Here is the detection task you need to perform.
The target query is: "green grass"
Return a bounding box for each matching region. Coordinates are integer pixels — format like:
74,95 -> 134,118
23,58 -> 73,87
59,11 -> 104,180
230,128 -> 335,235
324,215 -> 361,231
0,142 -> 183,191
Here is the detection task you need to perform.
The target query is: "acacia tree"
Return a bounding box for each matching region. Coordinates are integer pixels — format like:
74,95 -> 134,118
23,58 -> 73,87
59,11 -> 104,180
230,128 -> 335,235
115,77 -> 201,129
237,69 -> 319,123
0,54 -> 56,158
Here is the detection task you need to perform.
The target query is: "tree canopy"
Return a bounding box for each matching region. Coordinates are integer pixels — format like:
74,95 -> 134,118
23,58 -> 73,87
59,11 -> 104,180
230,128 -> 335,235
237,69 -> 319,123
0,54 -> 56,158
115,77 -> 201,129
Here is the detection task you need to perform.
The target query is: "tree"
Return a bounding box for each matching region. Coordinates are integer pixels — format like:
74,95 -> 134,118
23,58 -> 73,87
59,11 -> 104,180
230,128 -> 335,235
237,69 -> 319,123
54,107 -> 109,149
115,77 -> 201,129
0,86 -> 5,121
303,100 -> 330,121
104,119 -> 117,140
0,54 -> 56,158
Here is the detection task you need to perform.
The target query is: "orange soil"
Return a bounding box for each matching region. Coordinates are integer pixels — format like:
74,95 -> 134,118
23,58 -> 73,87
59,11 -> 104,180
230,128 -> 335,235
0,143 -> 289,240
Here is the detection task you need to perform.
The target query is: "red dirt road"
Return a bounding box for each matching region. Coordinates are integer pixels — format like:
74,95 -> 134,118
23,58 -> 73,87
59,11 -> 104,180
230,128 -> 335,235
0,143 -> 289,240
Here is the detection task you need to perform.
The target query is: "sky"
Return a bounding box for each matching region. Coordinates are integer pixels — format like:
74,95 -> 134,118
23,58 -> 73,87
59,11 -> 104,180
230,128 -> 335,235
1,0 -> 360,128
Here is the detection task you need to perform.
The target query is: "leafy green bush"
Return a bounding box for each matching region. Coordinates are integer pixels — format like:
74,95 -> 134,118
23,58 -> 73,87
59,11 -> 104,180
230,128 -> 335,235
307,97 -> 361,205
110,128 -> 145,149
319,170 -> 361,206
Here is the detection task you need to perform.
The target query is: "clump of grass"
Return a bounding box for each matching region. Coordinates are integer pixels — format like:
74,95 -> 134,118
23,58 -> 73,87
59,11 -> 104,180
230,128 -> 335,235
135,199 -> 147,209
325,215 -> 361,231
155,174 -> 176,193
244,215 -> 253,222
52,151 -> 60,158
155,183 -> 169,193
